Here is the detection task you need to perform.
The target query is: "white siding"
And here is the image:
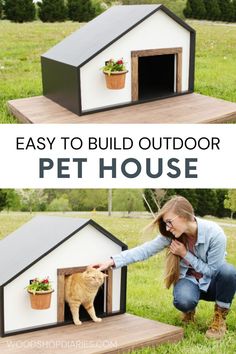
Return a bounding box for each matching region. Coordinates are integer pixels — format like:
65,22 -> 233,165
4,224 -> 122,332
80,10 -> 190,112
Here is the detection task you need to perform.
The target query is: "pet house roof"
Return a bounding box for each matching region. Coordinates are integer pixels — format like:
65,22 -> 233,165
42,4 -> 195,68
0,215 -> 126,286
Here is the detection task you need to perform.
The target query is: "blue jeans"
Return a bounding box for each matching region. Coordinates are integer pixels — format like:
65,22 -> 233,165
173,263 -> 236,311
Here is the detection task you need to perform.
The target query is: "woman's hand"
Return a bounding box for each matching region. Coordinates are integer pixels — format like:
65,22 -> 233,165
169,240 -> 187,258
90,258 -> 115,271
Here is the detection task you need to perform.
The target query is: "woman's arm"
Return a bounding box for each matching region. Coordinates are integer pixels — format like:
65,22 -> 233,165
92,235 -> 171,271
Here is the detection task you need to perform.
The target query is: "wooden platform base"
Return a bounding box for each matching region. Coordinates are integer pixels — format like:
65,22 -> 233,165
0,314 -> 183,354
8,93 -> 236,124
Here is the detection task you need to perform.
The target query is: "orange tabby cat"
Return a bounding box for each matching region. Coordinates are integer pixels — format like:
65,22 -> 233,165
65,267 -> 107,325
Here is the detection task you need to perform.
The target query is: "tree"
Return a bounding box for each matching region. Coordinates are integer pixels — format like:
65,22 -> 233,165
215,189 -> 229,217
0,189 -> 7,211
4,189 -> 21,211
67,0 -> 81,21
143,189 -> 199,214
67,0 -> 101,22
102,0 -> 112,6
108,189 -> 112,216
38,0 -> 67,22
143,189 -> 167,214
123,0 -> 186,18
174,189 -> 199,212
43,189 -> 59,204
194,189 -> 218,216
233,0 -> 236,21
204,0 -> 221,20
82,189 -> 108,211
0,0 -> 3,19
218,0 -> 234,21
17,189 -> 48,213
224,190 -> 236,218
4,0 -> 35,22
143,189 -> 173,214
66,189 -> 87,211
47,196 -> 71,212
90,0 -> 105,17
143,189 -> 230,218
143,189 -> 158,214
113,189 -> 145,214
183,0 -> 192,18
189,0 -> 206,19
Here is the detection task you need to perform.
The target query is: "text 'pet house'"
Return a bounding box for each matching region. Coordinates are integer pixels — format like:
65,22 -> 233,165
41,4 -> 195,116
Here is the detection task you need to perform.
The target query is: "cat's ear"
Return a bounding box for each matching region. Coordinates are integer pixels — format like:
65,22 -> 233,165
102,273 -> 108,278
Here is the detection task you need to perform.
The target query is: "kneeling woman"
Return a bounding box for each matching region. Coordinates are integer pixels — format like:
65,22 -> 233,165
93,196 -> 236,340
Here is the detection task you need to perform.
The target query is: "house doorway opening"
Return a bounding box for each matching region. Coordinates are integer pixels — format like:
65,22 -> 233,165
138,54 -> 175,100
132,48 -> 182,102
57,266 -> 113,324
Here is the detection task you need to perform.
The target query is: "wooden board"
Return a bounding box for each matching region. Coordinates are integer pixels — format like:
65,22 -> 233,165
0,314 -> 183,354
7,93 -> 236,124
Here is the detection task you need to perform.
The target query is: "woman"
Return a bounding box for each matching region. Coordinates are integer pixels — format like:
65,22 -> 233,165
93,196 -> 236,340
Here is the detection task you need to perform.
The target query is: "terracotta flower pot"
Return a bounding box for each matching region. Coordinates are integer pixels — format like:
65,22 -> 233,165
28,289 -> 54,310
103,70 -> 128,90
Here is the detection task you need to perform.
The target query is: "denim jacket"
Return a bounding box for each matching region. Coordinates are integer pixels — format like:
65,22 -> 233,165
112,218 -> 227,291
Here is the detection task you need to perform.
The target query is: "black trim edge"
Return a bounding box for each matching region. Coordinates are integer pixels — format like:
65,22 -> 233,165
0,286 -> 4,337
78,67 -> 82,115
120,266 -> 127,313
189,31 -> 196,91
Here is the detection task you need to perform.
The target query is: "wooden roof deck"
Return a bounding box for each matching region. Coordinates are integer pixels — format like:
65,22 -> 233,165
8,93 -> 236,124
0,314 -> 183,353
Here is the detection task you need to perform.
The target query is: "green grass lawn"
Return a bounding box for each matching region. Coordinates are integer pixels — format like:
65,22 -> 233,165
0,21 -> 81,123
191,20 -> 236,104
0,19 -> 236,123
1,212 -> 236,353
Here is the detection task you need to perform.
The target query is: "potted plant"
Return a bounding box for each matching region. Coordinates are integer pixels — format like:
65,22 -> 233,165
101,58 -> 128,89
26,277 -> 54,310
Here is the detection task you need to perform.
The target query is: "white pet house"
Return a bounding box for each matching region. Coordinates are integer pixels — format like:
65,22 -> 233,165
0,216 -> 127,337
41,4 -> 195,116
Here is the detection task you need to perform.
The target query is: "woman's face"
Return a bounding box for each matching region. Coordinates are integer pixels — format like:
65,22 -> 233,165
162,211 -> 187,238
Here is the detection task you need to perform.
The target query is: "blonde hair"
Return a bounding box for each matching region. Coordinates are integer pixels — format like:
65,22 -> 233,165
151,195 -> 195,289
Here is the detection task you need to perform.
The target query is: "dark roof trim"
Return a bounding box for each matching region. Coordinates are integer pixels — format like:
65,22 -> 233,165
3,219 -> 127,287
79,4 -> 195,69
